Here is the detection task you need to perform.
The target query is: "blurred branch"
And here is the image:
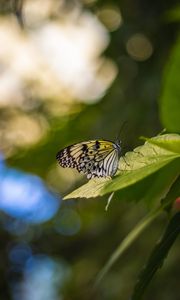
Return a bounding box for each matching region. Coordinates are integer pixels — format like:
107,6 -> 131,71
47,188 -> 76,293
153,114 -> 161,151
11,0 -> 24,27
131,212 -> 180,300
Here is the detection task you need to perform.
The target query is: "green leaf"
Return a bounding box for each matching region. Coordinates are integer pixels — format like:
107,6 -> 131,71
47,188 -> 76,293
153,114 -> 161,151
94,209 -> 162,289
138,159 -> 180,206
131,212 -> 180,300
143,133 -> 180,153
160,36 -> 180,133
64,134 -> 180,200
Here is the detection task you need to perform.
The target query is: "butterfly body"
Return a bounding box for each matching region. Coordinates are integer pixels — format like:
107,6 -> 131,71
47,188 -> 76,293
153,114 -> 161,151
56,140 -> 121,179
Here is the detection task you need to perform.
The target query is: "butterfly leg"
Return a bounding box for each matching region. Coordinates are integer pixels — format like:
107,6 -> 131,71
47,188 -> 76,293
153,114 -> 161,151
122,155 -> 130,167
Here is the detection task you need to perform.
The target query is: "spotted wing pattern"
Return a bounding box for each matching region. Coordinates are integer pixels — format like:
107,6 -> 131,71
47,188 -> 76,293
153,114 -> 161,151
56,140 -> 120,179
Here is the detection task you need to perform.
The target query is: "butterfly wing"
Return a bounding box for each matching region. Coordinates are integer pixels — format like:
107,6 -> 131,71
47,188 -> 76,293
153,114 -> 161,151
56,140 -> 120,179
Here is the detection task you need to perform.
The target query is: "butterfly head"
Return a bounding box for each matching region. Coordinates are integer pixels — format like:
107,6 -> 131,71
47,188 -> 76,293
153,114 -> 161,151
114,139 -> 121,156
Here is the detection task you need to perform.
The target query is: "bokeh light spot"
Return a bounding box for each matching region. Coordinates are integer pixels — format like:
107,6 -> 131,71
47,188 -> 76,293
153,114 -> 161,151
97,5 -> 123,31
11,254 -> 71,300
54,207 -> 81,236
126,33 -> 153,61
0,157 -> 60,224
9,243 -> 32,266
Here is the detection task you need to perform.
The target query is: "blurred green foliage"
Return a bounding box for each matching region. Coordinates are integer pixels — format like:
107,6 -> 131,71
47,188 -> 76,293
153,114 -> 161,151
160,36 -> 180,133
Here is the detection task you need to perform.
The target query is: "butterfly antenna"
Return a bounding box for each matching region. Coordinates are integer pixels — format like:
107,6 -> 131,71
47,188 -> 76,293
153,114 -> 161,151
115,121 -> 128,142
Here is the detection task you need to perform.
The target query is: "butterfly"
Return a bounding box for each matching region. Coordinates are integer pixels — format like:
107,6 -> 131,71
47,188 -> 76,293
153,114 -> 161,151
56,139 -> 121,179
